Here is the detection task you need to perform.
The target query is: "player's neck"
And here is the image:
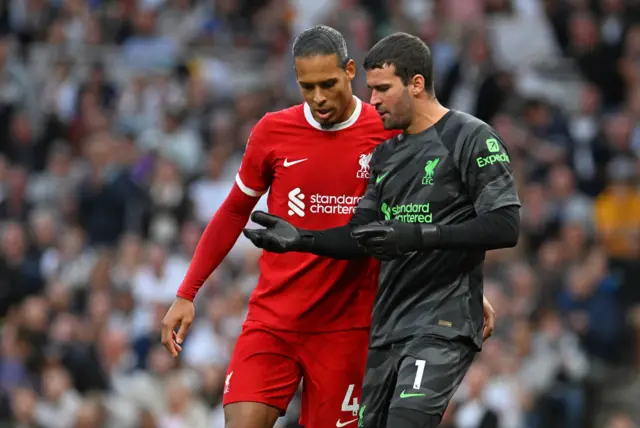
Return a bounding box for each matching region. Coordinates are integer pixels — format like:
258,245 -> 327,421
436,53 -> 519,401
336,94 -> 357,123
405,99 -> 449,135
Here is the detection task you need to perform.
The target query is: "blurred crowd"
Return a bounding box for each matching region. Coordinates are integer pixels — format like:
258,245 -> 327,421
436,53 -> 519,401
0,0 -> 639,427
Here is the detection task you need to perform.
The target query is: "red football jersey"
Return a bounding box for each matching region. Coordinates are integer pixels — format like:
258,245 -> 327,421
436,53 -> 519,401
236,97 -> 400,332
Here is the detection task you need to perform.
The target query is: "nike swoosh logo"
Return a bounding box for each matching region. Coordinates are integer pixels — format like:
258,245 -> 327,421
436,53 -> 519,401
336,419 -> 358,427
376,172 -> 388,184
400,390 -> 426,398
283,158 -> 308,167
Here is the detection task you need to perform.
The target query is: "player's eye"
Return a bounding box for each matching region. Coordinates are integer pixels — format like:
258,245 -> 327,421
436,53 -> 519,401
300,84 -> 315,91
375,85 -> 390,92
319,80 -> 337,89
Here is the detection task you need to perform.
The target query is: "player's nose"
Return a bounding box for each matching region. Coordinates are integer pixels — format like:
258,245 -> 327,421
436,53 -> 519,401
312,88 -> 327,105
369,89 -> 384,108
370,98 -> 381,110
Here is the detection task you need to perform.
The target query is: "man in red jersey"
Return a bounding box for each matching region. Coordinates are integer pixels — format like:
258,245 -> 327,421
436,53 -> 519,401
161,25 -> 495,428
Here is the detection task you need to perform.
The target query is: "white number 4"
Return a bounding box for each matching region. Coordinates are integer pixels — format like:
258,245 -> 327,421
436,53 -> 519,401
342,384 -> 359,416
413,359 -> 426,389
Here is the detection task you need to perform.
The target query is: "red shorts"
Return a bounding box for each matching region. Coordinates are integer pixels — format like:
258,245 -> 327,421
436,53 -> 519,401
223,320 -> 369,428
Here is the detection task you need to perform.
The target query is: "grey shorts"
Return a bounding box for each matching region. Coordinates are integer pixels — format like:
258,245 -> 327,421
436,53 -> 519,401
358,336 -> 477,428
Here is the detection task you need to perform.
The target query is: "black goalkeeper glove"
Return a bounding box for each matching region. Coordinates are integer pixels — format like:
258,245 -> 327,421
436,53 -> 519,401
243,211 -> 311,253
351,220 -> 440,259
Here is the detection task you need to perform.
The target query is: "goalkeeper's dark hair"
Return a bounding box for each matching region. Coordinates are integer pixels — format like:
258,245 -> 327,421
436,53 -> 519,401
292,25 -> 349,69
363,32 -> 434,94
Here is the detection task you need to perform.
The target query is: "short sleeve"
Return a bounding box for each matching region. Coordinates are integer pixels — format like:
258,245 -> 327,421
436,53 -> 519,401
235,116 -> 273,197
457,125 -> 521,215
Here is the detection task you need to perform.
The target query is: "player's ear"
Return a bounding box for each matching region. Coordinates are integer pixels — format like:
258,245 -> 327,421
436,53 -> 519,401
345,59 -> 356,80
410,74 -> 425,96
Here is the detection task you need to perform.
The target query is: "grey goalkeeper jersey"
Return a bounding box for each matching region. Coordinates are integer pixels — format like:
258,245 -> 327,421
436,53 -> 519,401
356,110 -> 521,349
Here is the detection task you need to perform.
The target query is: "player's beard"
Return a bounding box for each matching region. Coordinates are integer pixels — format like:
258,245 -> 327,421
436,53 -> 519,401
320,121 -> 334,130
383,90 -> 413,130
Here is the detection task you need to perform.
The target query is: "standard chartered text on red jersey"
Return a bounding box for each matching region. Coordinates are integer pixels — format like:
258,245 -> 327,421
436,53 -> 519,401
309,194 -> 363,215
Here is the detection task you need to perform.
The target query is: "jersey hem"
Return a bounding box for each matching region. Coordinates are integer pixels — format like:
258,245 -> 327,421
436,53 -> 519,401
222,398 -> 287,415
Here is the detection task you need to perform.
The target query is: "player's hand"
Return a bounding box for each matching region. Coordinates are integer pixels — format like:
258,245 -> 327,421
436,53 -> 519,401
161,297 -> 195,358
243,211 -> 303,253
351,221 -> 423,259
482,295 -> 496,342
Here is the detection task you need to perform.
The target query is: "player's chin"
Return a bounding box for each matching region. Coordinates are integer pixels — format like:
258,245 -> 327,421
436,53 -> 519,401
382,116 -> 405,130
381,116 -> 397,130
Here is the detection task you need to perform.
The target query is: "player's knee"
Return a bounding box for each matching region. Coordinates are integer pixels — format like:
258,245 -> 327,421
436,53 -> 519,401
224,402 -> 281,428
386,408 -> 442,428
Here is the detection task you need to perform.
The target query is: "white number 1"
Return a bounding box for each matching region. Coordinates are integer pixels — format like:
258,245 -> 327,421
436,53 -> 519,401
341,384 -> 359,415
413,360 -> 426,389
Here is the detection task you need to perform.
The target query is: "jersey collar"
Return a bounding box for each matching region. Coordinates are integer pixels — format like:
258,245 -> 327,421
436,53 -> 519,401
303,96 -> 362,132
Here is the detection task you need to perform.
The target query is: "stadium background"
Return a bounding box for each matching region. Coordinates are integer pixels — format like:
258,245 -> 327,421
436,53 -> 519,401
0,0 -> 640,427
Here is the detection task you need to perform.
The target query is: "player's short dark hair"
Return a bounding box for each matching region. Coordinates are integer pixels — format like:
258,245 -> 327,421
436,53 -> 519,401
292,25 -> 349,69
363,32 -> 434,93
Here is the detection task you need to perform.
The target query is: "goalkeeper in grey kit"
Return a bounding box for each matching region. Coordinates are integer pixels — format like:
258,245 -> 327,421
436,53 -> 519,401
244,32 -> 521,428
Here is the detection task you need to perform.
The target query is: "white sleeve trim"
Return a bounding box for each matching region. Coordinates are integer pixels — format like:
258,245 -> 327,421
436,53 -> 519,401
235,174 -> 265,197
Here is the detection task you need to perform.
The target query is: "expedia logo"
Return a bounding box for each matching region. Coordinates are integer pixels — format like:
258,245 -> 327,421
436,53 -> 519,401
476,153 -> 510,168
